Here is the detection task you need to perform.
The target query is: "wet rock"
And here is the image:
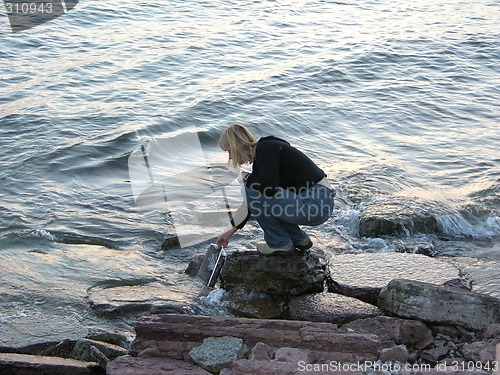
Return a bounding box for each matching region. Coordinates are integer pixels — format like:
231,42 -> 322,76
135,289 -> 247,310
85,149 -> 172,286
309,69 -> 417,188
106,356 -> 211,375
379,345 -> 409,363
327,253 -> 460,305
0,311 -> 88,354
72,338 -> 128,362
131,313 -> 379,363
222,288 -> 287,319
0,353 -> 104,375
185,254 -> 205,277
87,282 -> 196,316
378,279 -> 500,331
220,250 -> 326,296
359,200 -> 440,237
289,293 -> 382,324
188,336 -> 247,373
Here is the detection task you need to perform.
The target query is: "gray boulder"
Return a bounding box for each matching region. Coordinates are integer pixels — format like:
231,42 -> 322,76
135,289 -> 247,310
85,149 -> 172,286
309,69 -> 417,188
188,336 -> 247,373
289,293 -> 382,324
220,250 -> 327,296
378,279 -> 500,330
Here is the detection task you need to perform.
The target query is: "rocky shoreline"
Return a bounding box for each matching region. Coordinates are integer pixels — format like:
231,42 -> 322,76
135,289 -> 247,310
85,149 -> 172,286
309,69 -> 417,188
1,247 -> 499,374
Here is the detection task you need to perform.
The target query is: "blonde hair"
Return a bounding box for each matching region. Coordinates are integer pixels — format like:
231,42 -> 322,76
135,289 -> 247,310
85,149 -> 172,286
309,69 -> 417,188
219,123 -> 257,168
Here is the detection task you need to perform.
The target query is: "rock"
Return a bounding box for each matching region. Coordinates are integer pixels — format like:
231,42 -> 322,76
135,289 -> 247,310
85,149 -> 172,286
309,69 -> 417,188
188,336 -> 247,373
378,279 -> 500,331
341,318 -> 396,349
131,313 -> 379,363
72,338 -> 128,362
377,317 -> 433,347
230,359 -> 308,375
483,324 -> 500,340
39,339 -> 76,358
358,200 -> 440,237
0,353 -> 104,375
341,316 -> 432,350
379,345 -> 409,363
106,356 -> 211,375
0,311 -> 88,355
415,336 -> 435,350
430,325 -> 462,339
87,282 -> 196,316
420,346 -> 450,364
248,342 -> 272,361
85,327 -> 131,349
185,254 -> 205,277
289,293 -> 382,324
327,253 -> 460,305
274,347 -> 314,363
222,288 -> 287,319
220,250 -> 326,296
89,345 -> 109,368
460,340 -> 500,364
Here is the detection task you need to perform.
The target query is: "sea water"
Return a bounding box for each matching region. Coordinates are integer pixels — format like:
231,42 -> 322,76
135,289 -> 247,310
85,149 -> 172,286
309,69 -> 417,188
0,0 -> 498,342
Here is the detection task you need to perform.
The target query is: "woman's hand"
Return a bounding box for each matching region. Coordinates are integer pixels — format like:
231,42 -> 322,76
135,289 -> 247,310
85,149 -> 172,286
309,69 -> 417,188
216,226 -> 238,247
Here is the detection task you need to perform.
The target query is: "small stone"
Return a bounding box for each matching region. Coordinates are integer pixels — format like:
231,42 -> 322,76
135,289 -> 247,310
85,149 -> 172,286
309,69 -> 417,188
416,336 -> 434,350
379,345 -> 409,363
248,342 -> 272,361
188,336 -> 247,373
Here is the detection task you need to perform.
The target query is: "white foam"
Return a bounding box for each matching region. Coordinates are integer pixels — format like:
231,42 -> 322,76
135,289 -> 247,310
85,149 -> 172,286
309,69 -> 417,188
0,312 -> 27,324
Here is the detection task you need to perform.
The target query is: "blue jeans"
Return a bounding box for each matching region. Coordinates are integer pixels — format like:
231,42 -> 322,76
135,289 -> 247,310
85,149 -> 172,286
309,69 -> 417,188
245,184 -> 335,247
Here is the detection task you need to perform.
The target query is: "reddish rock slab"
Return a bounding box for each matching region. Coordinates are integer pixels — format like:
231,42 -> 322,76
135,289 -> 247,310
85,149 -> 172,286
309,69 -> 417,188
131,314 -> 379,363
106,356 -> 211,375
0,353 -> 104,375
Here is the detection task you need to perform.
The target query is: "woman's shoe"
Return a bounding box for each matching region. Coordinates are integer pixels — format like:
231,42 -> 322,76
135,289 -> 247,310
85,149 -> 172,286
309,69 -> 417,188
294,236 -> 313,251
257,242 -> 294,256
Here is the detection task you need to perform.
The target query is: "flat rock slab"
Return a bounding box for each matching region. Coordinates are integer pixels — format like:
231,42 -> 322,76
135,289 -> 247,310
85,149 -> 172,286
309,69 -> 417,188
131,313 -> 379,363
107,356 -> 211,375
289,293 -> 382,324
0,353 -> 104,375
379,279 -> 500,331
328,253 -> 460,304
0,311 -> 88,353
87,282 -> 196,316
